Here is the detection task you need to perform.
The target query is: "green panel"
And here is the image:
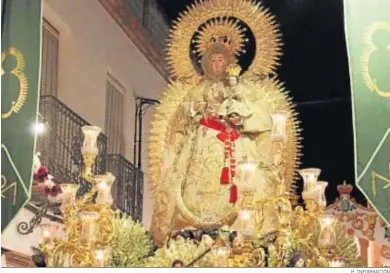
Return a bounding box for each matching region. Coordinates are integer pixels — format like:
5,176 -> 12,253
1,0 -> 42,231
344,0 -> 390,224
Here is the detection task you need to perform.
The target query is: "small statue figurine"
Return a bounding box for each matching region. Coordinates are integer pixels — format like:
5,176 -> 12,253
217,64 -> 252,125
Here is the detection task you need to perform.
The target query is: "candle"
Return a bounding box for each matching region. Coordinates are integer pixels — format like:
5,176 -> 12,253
60,183 -> 79,213
271,110 -> 289,142
94,248 -> 105,267
238,160 -> 256,190
95,173 -> 115,206
78,211 -> 100,245
81,126 -> 101,155
298,168 -> 321,192
39,223 -> 58,245
318,215 -> 336,249
316,181 -> 328,208
232,208 -> 256,238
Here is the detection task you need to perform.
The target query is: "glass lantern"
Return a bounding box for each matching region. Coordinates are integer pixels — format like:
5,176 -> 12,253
59,183 -> 80,213
95,172 -> 115,206
39,223 -> 59,245
318,214 -> 336,249
78,211 -> 100,245
238,160 -> 256,191
298,168 -> 321,192
212,246 -> 230,267
316,181 -> 328,209
81,126 -> 102,176
93,247 -> 110,267
81,126 -> 102,155
231,208 -> 256,238
271,110 -> 289,142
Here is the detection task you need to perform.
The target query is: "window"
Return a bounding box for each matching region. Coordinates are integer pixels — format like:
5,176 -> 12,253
105,75 -> 124,154
40,20 -> 59,97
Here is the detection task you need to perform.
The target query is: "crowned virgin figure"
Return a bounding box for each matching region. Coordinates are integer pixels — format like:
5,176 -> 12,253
148,0 -> 301,245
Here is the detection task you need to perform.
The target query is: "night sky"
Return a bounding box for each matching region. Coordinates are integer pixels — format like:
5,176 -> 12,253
156,0 -> 366,205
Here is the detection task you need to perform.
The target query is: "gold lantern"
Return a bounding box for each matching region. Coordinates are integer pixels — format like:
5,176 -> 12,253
316,181 -> 328,209
60,183 -> 80,213
39,223 -> 59,245
93,247 -> 111,267
271,110 -> 289,142
237,160 -> 257,191
95,172 -> 115,206
299,168 -> 321,192
318,214 -> 336,257
81,126 -> 101,178
78,211 -> 100,245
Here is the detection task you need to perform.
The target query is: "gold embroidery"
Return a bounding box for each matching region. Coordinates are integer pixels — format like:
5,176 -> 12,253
361,22 -> 390,97
371,171 -> 390,197
1,175 -> 18,206
1,47 -> 28,119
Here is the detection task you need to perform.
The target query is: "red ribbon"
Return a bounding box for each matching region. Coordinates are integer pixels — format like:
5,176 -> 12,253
200,115 -> 240,203
199,116 -> 240,141
230,184 -> 238,203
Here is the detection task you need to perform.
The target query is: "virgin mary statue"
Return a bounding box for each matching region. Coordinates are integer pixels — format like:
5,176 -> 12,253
148,0 -> 301,245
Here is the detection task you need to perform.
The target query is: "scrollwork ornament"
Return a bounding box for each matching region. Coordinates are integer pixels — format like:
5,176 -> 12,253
361,22 -> 390,98
1,47 -> 28,119
16,202 -> 49,235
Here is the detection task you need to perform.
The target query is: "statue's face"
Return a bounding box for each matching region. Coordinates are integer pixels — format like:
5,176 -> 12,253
228,76 -> 237,86
210,53 -> 226,74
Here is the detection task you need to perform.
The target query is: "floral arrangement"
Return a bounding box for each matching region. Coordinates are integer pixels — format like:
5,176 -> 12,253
32,152 -> 62,203
109,212 -> 153,267
143,239 -> 210,267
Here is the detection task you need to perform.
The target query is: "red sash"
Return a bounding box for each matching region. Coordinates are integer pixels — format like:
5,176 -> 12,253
199,115 -> 239,203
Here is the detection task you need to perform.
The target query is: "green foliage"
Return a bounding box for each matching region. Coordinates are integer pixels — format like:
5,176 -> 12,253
143,239 -> 209,267
109,212 -> 153,267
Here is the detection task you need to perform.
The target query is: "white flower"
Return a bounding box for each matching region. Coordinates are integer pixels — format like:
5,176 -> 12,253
32,152 -> 42,173
44,175 -> 56,189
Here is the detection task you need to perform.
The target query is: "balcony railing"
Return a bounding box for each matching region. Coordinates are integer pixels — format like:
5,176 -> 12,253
106,154 -> 143,221
37,95 -> 107,195
36,95 -> 143,220
123,0 -> 169,54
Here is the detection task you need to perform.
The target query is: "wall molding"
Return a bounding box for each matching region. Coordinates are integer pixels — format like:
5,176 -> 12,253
99,0 -> 169,81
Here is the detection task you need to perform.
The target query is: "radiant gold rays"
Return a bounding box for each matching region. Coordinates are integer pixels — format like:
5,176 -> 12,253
166,0 -> 283,80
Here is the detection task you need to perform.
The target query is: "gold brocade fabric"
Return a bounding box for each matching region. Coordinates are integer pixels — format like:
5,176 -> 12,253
150,79 -> 281,244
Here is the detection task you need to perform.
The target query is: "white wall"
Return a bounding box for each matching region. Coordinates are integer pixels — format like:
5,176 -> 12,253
1,208 -> 64,256
43,0 -> 167,228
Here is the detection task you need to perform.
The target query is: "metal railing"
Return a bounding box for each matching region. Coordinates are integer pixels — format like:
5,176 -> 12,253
37,95 -> 107,195
106,154 -> 143,221
123,0 -> 169,54
36,95 -> 143,220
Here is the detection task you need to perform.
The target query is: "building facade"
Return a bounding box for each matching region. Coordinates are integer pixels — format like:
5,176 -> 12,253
2,0 -> 168,263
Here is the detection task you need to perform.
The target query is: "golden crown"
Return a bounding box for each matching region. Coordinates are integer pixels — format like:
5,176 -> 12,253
226,64 -> 242,77
166,0 -> 282,80
193,18 -> 247,57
